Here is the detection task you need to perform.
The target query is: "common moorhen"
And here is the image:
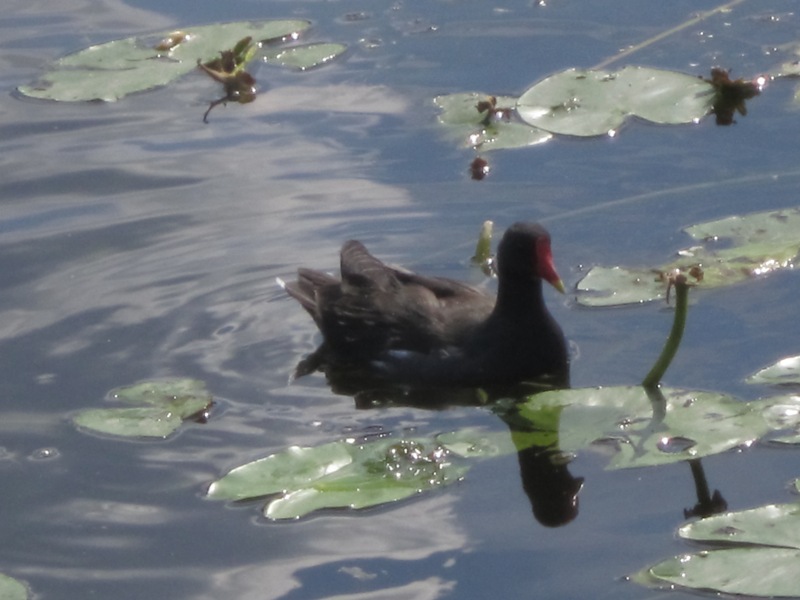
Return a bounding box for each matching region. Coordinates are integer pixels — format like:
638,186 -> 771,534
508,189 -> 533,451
282,222 -> 569,388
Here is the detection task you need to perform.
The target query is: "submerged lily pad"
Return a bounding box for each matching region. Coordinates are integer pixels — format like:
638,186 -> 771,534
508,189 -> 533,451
73,378 -> 212,439
208,436 -> 468,520
18,20 -> 311,102
262,42 -> 347,70
577,206 -> 800,306
517,66 -> 714,136
636,503 -> 800,597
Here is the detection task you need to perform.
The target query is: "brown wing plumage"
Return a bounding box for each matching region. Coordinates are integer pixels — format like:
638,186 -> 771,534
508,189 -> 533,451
285,241 -> 493,360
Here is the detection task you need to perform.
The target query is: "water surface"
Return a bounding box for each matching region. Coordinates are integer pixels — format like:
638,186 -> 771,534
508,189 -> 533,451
3,1 -> 800,598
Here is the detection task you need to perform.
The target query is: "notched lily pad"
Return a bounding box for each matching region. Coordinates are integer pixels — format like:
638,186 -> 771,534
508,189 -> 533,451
208,435 -> 468,520
577,206 -> 800,306
516,66 -> 714,137
73,378 -> 213,439
18,20 -> 312,102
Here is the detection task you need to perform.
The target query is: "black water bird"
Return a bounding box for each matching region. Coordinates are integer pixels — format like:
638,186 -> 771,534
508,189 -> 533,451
282,222 -> 569,389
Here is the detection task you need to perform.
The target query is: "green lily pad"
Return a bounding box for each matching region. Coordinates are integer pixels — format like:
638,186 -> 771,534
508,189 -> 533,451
516,66 -> 714,136
747,355 -> 800,386
577,206 -> 800,306
207,441 -> 354,501
639,547 -> 800,597
637,502 -> 800,597
18,20 -> 311,102
208,436 -> 468,520
0,574 -> 28,600
516,386 -> 767,469
73,378 -> 212,439
73,407 -> 185,438
262,42 -> 347,70
434,92 -> 552,151
679,503 -> 800,549
758,394 -> 800,445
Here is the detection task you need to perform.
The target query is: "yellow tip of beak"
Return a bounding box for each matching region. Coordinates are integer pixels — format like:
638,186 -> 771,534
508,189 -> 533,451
550,278 -> 566,294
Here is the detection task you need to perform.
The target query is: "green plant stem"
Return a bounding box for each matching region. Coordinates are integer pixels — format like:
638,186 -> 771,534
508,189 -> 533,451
592,0 -> 749,70
471,220 -> 494,265
642,278 -> 690,388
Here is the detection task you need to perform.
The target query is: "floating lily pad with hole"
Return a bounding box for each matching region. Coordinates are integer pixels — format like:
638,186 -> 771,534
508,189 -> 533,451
516,66 -> 714,136
18,20 -> 312,102
576,206 -> 800,306
72,378 -> 212,439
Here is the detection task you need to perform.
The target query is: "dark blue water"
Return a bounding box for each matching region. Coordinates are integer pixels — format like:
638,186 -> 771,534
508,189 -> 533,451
3,0 -> 800,598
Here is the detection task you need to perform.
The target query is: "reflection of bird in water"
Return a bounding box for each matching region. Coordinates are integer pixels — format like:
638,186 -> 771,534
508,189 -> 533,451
516,445 -> 583,527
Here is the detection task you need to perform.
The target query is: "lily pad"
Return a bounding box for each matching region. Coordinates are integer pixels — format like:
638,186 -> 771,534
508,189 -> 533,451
517,66 -> 714,137
747,355 -> 800,386
207,441 -> 354,501
18,20 -> 311,102
577,206 -> 800,306
679,503 -> 800,549
262,42 -> 347,70
522,386 -> 767,469
434,92 -> 552,151
636,503 -> 800,597
73,407 -> 185,439
0,574 -> 28,600
208,436 -> 468,520
639,547 -> 800,597
72,378 -> 212,439
758,394 -> 800,445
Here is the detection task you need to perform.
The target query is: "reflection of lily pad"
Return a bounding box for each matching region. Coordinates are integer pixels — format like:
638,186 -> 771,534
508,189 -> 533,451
577,206 -> 800,306
208,436 -> 468,520
73,378 -> 212,439
517,66 -> 714,136
636,503 -> 800,597
18,20 -> 312,102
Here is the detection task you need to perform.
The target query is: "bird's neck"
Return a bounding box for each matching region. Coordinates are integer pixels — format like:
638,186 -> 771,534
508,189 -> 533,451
493,277 -> 547,318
